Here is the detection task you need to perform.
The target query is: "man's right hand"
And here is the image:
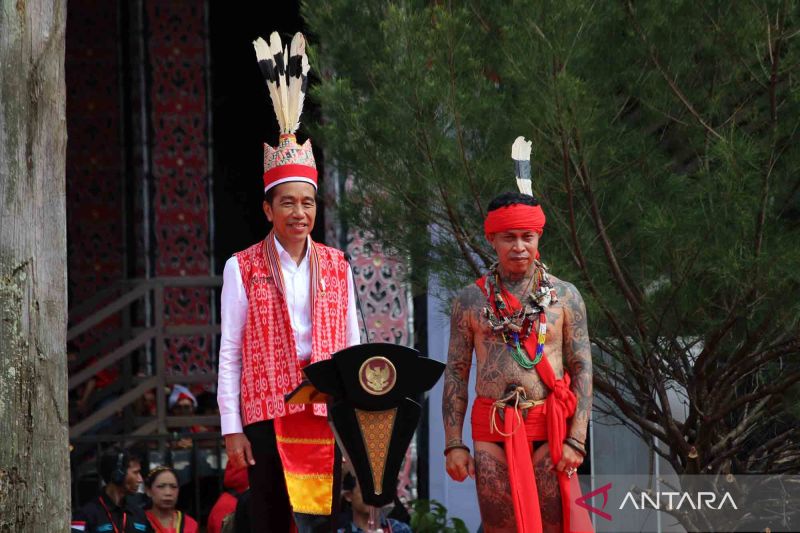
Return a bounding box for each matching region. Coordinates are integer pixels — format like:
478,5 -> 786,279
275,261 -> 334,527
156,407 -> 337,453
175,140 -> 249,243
445,448 -> 475,482
224,433 -> 255,468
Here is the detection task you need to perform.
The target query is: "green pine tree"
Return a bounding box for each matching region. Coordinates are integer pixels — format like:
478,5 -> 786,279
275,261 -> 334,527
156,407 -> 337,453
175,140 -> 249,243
305,0 -> 800,498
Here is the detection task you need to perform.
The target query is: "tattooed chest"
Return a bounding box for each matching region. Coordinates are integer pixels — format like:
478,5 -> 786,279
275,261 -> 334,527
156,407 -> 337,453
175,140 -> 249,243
473,305 -> 565,398
475,342 -> 548,399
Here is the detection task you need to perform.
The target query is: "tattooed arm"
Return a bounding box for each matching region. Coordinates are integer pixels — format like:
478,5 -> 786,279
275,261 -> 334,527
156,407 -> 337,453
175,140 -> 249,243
443,288 -> 477,482
562,282 -> 593,443
443,289 -> 475,443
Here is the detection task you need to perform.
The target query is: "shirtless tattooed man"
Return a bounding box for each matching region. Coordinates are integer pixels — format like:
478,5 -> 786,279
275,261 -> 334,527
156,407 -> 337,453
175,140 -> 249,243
442,191 -> 593,533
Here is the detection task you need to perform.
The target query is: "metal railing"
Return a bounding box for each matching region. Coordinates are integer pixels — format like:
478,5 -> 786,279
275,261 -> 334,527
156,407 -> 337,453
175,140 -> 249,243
68,276 -> 222,439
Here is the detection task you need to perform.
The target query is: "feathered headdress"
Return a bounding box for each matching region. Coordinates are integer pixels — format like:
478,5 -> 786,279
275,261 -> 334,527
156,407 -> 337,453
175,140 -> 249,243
483,135 -> 546,239
253,32 -> 317,192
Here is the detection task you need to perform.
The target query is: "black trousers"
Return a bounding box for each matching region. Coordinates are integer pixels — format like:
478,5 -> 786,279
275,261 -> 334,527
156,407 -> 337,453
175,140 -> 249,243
244,420 -> 342,533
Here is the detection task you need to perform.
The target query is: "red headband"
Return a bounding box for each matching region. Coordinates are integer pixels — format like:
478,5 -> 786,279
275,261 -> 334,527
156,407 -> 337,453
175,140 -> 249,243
483,204 -> 546,240
263,164 -> 318,192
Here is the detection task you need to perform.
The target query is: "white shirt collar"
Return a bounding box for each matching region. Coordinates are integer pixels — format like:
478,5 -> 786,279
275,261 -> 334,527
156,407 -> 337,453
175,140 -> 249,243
273,234 -> 311,269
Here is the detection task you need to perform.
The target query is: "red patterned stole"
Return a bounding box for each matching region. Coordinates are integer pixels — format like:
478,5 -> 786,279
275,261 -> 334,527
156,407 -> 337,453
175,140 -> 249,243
235,232 -> 349,424
264,232 -> 336,515
274,362 -> 337,516
236,232 -> 349,515
262,230 -> 323,313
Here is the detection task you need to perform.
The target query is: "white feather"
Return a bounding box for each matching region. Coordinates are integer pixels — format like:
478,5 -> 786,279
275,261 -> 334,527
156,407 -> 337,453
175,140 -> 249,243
255,31 -> 312,135
295,54 -> 310,131
511,136 -> 532,162
253,36 -> 270,61
282,43 -> 291,132
287,35 -> 300,131
511,136 -> 533,196
287,33 -> 306,132
253,37 -> 284,130
269,32 -> 290,132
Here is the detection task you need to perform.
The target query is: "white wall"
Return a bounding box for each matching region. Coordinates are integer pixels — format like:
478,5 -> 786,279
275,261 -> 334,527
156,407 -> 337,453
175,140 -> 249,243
426,277 -> 483,531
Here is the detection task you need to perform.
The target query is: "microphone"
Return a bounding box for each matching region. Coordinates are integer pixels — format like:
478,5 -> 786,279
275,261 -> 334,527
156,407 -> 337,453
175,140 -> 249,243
344,252 -> 370,343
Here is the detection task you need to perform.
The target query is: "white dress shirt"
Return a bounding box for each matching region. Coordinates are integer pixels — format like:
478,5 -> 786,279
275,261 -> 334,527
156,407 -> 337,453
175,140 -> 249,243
218,236 -> 361,435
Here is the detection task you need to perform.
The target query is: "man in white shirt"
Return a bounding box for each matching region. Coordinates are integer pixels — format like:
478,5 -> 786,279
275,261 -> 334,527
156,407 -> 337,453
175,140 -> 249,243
219,32 -> 361,531
218,171 -> 360,533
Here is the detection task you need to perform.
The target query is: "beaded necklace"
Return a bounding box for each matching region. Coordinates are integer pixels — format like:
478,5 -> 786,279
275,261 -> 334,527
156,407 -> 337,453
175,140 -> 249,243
481,262 -> 558,369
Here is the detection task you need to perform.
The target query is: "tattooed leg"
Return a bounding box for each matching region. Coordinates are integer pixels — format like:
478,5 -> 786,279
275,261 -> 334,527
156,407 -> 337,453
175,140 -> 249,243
474,442 -> 516,533
532,443 -> 562,533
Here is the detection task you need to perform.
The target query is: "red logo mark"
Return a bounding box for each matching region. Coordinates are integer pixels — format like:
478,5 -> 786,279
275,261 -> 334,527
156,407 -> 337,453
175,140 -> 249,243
576,482 -> 613,521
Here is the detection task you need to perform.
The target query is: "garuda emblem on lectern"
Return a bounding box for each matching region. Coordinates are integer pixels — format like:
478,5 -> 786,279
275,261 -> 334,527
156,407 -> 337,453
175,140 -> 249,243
360,357 -> 396,395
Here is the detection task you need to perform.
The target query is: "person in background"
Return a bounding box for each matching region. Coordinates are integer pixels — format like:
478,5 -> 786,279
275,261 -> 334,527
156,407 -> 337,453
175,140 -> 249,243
144,465 -> 199,533
168,385 -> 198,417
196,390 -> 220,418
133,373 -> 158,417
68,341 -> 121,433
337,472 -> 412,533
207,461 -> 250,533
71,447 -> 153,532
220,489 -> 254,533
169,385 -> 211,448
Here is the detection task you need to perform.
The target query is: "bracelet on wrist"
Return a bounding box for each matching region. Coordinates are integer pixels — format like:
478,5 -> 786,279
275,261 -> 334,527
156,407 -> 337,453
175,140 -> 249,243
565,436 -> 586,448
564,438 -> 587,457
566,435 -> 585,446
444,443 -> 471,457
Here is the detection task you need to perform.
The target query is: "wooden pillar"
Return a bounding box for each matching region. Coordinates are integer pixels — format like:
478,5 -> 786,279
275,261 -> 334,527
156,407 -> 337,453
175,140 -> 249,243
0,0 -> 70,529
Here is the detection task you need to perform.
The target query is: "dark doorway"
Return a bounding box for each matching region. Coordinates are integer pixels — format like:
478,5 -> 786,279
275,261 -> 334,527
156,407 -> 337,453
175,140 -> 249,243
209,1 -> 325,269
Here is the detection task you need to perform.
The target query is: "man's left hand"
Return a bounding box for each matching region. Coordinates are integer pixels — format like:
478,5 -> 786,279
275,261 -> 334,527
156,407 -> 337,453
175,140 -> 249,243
555,443 -> 584,476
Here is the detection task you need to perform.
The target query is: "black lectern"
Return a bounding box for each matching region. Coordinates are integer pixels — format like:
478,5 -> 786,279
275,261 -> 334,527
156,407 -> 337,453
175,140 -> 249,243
286,342 -> 444,507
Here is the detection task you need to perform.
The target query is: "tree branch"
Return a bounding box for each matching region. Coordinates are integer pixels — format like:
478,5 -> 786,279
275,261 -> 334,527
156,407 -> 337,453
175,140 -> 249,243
593,377 -> 669,442
624,0 -> 724,141
707,369 -> 800,426
444,11 -> 486,222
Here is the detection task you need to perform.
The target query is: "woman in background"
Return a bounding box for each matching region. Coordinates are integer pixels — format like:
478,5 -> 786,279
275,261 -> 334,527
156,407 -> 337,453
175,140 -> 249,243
145,466 -> 199,533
